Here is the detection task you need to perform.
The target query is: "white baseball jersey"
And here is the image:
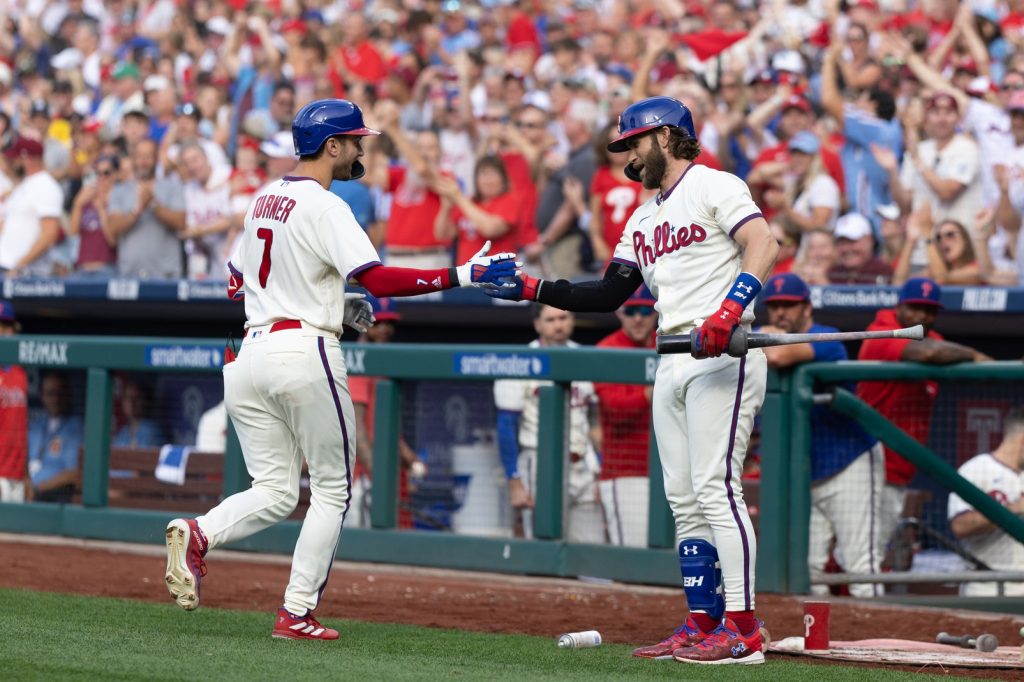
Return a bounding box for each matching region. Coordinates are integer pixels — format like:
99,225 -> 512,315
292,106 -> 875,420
230,175 -> 381,334
611,164 -> 763,334
493,340 -> 597,454
947,453 -> 1024,583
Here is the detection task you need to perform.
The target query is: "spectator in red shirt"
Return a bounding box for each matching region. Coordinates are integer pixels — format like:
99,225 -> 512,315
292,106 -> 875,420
435,155 -> 522,263
348,296 -> 426,530
589,122 -> 649,267
69,154 -> 119,277
334,13 -> 388,86
593,285 -> 657,548
0,302 -> 28,503
857,277 -> 991,554
369,100 -> 454,268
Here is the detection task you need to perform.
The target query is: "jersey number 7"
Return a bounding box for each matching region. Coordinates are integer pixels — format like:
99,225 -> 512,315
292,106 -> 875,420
257,228 -> 273,288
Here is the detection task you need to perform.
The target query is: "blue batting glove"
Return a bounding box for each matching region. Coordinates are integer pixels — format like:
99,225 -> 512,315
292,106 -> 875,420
483,274 -> 541,301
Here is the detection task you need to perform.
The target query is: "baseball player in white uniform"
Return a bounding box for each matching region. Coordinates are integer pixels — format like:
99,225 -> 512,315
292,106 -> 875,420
494,305 -> 604,544
163,99 -> 517,640
948,406 -> 1024,596
488,96 -> 778,664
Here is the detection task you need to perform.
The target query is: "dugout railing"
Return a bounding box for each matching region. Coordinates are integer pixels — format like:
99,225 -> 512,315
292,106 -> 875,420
773,361 -> 1024,613
1,335 -> 1022,614
0,335 -> 686,586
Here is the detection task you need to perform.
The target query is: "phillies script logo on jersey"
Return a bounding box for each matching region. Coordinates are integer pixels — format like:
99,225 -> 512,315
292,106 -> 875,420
633,222 -> 707,267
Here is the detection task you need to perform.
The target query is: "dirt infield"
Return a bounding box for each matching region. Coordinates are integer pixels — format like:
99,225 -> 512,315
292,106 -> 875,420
3,536 -> 1023,679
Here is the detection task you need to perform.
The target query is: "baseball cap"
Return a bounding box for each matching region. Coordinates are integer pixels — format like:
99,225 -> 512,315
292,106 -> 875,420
280,18 -> 307,34
876,203 -> 900,221
259,131 -> 298,159
206,16 -> 232,36
781,95 -> 811,114
771,50 -> 805,76
367,295 -> 401,322
748,68 -> 776,85
624,284 -> 656,308
898,277 -> 943,308
143,74 -> 171,92
0,300 -> 16,323
112,61 -> 141,81
762,273 -> 810,303
4,136 -> 44,159
834,212 -> 873,241
787,131 -> 820,155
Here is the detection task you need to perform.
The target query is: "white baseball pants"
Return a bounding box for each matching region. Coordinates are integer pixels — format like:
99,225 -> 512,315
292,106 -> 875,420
517,447 -> 605,544
652,350 -> 766,612
0,477 -> 25,502
599,476 -> 650,548
808,443 -> 885,597
196,324 -> 355,616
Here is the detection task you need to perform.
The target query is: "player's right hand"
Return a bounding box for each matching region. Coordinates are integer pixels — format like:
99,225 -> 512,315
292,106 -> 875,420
483,274 -> 541,301
455,240 -> 521,289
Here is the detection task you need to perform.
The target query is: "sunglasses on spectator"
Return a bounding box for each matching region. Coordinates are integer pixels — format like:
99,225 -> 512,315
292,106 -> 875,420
97,168 -> 115,177
516,120 -> 544,129
479,115 -> 506,123
623,306 -> 655,317
937,230 -> 960,241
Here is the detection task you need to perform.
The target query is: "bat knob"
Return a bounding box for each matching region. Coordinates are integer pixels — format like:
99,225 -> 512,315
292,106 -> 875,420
975,634 -> 999,652
727,326 -> 748,357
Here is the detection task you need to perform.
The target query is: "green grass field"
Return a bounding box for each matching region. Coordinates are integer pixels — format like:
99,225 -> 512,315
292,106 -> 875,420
0,588 -> 982,682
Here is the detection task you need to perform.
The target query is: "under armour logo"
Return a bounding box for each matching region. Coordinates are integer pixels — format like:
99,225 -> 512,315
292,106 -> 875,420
731,642 -> 747,657
682,545 -> 698,555
735,292 -> 747,300
719,311 -> 730,319
737,283 -> 753,293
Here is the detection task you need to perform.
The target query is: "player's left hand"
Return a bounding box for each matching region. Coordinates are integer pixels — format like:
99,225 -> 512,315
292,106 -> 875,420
455,240 -> 521,289
343,292 -> 375,333
694,300 -> 743,358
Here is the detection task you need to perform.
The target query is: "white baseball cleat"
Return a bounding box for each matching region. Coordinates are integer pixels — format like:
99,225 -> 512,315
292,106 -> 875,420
164,518 -> 208,611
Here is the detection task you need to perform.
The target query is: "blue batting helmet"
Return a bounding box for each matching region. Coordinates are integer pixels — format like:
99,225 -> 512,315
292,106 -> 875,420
607,96 -> 697,153
292,99 -> 380,178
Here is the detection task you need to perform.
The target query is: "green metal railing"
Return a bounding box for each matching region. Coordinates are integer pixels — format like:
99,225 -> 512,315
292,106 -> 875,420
3,334 -> 1019,606
778,361 -> 1024,594
0,335 -> 685,586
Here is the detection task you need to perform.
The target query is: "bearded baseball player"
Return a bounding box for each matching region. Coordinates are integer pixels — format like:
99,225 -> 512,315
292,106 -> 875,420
488,96 -> 778,664
163,99 -> 517,640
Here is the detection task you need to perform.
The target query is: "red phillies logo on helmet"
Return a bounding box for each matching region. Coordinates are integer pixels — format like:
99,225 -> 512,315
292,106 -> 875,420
774,278 -> 785,292
920,281 -> 933,297
632,222 -> 707,267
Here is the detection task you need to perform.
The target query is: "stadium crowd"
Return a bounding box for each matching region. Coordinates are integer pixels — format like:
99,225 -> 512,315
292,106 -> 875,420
0,0 -> 1022,286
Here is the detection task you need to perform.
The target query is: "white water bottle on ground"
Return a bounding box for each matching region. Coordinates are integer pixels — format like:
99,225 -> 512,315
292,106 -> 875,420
557,631 -> 602,648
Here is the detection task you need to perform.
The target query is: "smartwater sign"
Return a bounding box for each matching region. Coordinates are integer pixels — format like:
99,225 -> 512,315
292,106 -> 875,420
146,345 -> 222,369
454,353 -> 550,378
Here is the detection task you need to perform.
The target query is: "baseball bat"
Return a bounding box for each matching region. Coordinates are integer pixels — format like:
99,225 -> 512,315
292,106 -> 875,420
655,325 -> 925,357
936,632 -> 999,652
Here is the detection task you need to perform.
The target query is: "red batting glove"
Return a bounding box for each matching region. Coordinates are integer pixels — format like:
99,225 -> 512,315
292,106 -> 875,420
695,300 -> 743,357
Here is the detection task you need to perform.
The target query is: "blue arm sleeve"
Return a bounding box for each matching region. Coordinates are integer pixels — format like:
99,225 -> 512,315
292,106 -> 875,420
496,409 -> 521,479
